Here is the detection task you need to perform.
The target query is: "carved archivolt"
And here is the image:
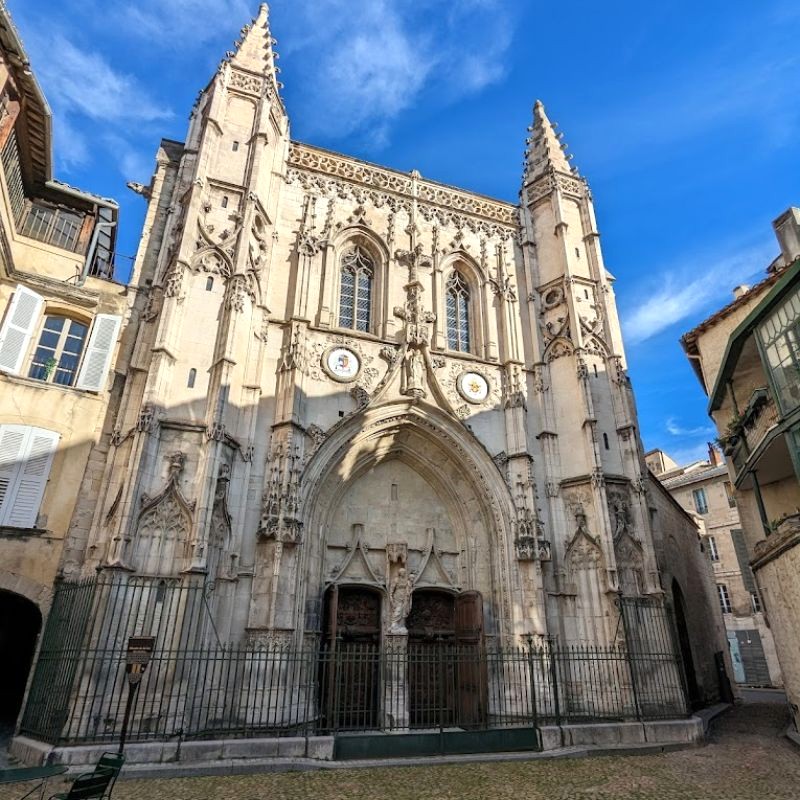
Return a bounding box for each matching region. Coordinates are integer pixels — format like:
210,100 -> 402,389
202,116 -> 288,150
543,337 -> 574,363
302,406 -> 517,632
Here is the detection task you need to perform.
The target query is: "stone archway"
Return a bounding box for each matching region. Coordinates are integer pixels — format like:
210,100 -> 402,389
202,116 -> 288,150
300,403 -> 518,642
0,589 -> 42,728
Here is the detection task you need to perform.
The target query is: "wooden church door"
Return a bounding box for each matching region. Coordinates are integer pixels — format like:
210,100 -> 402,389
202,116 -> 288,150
320,585 -> 381,730
454,591 -> 486,727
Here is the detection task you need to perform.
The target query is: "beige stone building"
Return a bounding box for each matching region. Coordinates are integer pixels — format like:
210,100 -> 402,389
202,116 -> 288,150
649,447 -> 782,687
682,207 -> 800,729
0,8 -> 127,729
6,4 -> 730,757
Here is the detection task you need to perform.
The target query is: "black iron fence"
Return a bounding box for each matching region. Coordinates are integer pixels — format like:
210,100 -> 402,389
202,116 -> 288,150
20,578 -> 689,745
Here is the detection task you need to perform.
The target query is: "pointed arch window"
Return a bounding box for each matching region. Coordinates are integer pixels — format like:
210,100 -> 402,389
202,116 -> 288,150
339,246 -> 374,332
446,271 -> 471,352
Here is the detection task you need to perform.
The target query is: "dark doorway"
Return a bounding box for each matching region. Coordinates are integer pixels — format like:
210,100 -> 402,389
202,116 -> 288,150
671,580 -> 701,709
408,590 -> 486,728
320,585 -> 382,730
0,590 -> 42,727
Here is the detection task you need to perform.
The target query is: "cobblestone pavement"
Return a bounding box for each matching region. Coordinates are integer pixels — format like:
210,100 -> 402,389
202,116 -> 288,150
3,701 -> 797,800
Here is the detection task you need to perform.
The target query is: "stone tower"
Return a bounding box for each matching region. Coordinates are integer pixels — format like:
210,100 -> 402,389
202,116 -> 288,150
519,101 -> 661,645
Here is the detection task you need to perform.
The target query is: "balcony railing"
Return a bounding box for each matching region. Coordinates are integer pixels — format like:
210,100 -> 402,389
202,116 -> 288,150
729,388 -> 780,479
743,391 -> 780,453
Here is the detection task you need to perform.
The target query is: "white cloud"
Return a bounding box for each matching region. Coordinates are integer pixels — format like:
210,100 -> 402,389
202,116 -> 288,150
30,35 -> 171,125
276,0 -> 516,144
51,113 -> 90,170
665,418 -> 714,437
118,0 -> 252,47
621,239 -> 775,345
18,23 -> 172,176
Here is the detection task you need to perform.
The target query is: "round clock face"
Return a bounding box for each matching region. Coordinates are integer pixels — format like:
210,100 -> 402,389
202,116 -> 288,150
458,371 -> 489,404
325,347 -> 360,381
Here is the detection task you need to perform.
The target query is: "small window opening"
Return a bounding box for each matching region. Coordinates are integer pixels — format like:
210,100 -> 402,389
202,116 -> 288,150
584,289 -> 589,299
221,196 -> 229,209
603,432 -> 610,450
575,247 -> 580,259
205,276 -> 214,291
592,363 -> 598,377
391,484 -> 398,501
187,368 -> 197,388
232,141 -> 240,152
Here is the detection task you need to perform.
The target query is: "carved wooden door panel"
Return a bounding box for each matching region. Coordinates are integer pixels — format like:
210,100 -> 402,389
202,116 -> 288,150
455,591 -> 486,727
321,586 -> 381,731
408,591 -> 456,728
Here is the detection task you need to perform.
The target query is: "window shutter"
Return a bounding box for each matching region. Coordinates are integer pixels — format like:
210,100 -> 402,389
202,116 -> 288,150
76,313 -> 122,391
0,285 -> 44,375
5,428 -> 58,528
0,424 -> 26,523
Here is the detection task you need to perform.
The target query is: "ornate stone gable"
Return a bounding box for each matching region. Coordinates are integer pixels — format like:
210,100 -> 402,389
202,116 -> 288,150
129,452 -> 196,575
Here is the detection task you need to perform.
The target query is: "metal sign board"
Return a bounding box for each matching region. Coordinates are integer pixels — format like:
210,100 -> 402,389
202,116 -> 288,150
126,636 -> 156,685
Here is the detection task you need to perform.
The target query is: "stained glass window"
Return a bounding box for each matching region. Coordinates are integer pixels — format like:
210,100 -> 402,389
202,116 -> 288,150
446,271 -> 471,352
339,246 -> 374,332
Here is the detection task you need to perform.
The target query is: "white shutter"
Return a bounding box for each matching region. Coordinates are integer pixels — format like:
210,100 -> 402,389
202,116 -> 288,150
5,428 -> 58,528
75,313 -> 122,391
0,285 -> 44,375
0,424 -> 26,523
0,425 -> 58,528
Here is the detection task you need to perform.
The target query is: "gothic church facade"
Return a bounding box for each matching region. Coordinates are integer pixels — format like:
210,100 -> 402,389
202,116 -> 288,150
56,4 -> 725,701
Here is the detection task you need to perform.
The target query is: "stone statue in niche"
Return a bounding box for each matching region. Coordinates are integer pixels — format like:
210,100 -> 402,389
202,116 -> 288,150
610,491 -> 632,542
389,567 -> 412,633
404,348 -> 425,397
574,502 -> 590,536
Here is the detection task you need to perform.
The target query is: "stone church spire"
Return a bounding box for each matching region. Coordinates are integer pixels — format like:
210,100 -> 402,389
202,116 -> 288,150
228,3 -> 280,87
524,100 -> 573,183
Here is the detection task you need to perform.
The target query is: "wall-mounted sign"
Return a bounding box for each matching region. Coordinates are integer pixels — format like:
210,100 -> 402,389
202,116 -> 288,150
324,347 -> 361,382
458,371 -> 490,404
125,636 -> 156,686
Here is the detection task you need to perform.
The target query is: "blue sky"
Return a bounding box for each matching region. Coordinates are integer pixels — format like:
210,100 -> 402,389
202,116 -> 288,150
10,0 -> 800,463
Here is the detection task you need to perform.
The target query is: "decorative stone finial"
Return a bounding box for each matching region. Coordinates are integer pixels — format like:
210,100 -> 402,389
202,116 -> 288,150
523,99 -> 575,184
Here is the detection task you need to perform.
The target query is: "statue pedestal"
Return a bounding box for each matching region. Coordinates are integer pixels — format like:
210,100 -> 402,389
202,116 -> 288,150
384,633 -> 409,731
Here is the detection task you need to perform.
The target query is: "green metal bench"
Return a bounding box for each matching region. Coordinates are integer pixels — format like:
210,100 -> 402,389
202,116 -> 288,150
47,752 -> 125,800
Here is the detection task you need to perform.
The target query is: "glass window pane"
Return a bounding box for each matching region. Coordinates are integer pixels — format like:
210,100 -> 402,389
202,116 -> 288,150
43,316 -> 65,334
28,315 -> 87,386
339,246 -> 374,332
340,268 -> 355,329
759,287 -> 800,414
446,271 -> 471,353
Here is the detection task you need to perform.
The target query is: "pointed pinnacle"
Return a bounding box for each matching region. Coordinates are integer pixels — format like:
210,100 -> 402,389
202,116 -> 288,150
524,99 -> 573,182
228,2 -> 278,84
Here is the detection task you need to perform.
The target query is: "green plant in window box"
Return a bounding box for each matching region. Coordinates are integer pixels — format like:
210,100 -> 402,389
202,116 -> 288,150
43,356 -> 58,380
716,412 -> 745,454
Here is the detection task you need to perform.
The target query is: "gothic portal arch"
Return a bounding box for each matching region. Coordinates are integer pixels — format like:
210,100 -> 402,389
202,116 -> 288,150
298,403 -> 518,642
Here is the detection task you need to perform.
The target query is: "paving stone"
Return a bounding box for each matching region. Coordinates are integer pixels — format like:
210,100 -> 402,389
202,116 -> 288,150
2,702 -> 797,800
